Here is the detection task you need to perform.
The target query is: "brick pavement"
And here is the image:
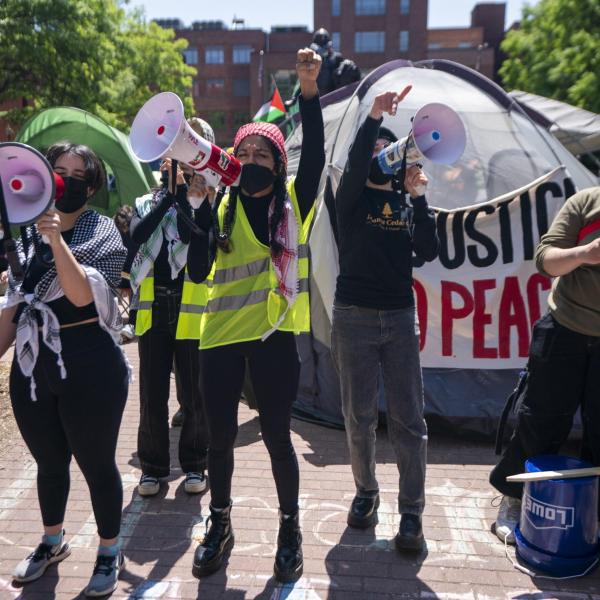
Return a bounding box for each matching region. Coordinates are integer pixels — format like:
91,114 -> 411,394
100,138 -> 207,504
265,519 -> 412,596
0,342 -> 599,599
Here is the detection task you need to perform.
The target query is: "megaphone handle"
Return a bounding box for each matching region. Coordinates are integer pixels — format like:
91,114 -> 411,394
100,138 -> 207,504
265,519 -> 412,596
170,159 -> 178,195
3,238 -> 24,281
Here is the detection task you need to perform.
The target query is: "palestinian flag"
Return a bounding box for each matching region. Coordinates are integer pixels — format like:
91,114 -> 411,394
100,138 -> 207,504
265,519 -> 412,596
253,86 -> 286,123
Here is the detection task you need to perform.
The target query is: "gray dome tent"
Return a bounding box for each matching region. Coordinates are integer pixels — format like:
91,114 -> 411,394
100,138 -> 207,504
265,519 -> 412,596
286,59 -> 598,437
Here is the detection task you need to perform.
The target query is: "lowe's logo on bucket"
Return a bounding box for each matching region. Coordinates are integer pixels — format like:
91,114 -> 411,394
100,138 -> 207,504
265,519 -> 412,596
524,494 -> 574,530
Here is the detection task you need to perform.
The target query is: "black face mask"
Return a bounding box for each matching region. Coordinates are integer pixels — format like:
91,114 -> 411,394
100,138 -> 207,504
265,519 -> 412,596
55,176 -> 88,213
240,163 -> 276,196
368,157 -> 393,186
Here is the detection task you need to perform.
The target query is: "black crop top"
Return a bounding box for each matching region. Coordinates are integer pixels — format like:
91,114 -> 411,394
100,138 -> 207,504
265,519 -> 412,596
13,229 -> 98,325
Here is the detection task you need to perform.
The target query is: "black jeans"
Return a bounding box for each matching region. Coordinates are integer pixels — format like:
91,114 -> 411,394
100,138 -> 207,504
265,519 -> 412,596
137,288 -> 208,477
10,324 -> 128,539
490,313 -> 600,499
199,331 -> 300,514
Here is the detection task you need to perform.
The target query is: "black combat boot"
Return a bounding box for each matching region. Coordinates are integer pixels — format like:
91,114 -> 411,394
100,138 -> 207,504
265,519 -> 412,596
394,513 -> 425,552
192,503 -> 234,577
274,509 -> 303,583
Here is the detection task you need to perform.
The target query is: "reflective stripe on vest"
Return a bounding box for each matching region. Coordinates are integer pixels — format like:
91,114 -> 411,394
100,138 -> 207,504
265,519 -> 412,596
199,176 -> 314,349
176,269 -> 208,340
135,272 -> 155,336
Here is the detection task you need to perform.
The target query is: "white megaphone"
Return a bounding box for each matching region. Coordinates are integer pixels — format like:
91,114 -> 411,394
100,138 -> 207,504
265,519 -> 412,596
0,142 -> 63,226
0,142 -> 65,278
377,103 -> 467,179
129,92 -> 241,187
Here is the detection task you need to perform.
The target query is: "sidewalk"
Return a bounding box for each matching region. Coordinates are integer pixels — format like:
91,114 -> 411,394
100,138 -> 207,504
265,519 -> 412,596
0,342 -> 599,599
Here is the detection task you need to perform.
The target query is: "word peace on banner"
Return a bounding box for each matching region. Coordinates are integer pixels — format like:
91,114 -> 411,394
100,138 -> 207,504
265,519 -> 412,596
415,166 -> 573,369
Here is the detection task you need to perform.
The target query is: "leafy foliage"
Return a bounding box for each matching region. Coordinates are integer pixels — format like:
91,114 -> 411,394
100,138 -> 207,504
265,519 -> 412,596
500,0 -> 600,113
0,0 -> 195,130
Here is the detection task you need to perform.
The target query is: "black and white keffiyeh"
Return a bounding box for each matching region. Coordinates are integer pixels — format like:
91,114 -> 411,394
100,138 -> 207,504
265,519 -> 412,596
3,210 -> 128,400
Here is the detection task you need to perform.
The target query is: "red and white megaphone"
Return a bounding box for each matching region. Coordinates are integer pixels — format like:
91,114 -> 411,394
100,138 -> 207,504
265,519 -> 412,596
129,92 -> 241,187
377,103 -> 467,175
0,142 -> 64,227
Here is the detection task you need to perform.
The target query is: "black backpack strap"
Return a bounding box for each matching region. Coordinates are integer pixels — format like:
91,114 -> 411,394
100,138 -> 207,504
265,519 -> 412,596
494,366 -> 529,455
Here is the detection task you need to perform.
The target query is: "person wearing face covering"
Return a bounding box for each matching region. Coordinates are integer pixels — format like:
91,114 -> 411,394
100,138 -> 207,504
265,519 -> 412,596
0,142 -> 129,596
331,89 -> 439,553
128,118 -> 213,500
186,48 -> 324,583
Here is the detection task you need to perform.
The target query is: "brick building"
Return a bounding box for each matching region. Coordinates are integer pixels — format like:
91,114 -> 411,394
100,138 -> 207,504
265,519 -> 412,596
313,0 -> 429,72
161,19 -> 311,145
427,3 -> 506,81
160,2 -> 508,146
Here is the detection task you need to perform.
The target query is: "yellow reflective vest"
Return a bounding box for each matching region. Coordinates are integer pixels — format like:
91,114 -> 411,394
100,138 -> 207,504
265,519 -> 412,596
175,268 -> 208,340
135,273 -> 154,336
199,176 -> 313,350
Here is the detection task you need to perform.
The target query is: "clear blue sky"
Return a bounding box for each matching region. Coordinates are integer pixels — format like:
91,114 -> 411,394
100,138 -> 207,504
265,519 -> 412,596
131,0 -> 538,31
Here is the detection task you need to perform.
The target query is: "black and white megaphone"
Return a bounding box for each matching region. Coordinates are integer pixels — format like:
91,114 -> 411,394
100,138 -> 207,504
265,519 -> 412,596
377,103 -> 467,176
0,142 -> 65,278
129,92 -> 241,187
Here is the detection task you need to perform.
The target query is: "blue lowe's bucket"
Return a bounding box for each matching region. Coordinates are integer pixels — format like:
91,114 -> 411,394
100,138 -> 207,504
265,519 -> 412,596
515,455 -> 600,577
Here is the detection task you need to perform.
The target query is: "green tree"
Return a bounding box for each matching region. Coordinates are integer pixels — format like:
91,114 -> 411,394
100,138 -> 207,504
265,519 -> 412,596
0,0 -> 195,130
500,0 -> 600,113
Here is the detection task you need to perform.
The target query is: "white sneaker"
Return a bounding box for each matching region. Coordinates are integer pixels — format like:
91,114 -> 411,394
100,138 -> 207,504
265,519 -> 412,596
138,474 -> 160,496
494,496 -> 521,544
13,536 -> 71,583
84,551 -> 124,597
184,472 -> 207,494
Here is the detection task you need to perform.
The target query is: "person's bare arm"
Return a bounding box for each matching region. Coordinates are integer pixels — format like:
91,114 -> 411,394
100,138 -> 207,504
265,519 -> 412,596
0,305 -> 17,360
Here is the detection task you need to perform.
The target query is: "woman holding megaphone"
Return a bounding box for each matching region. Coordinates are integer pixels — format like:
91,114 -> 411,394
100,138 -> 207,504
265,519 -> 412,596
186,47 -> 325,583
331,89 -> 439,553
128,117 -> 213,501
0,142 -> 129,596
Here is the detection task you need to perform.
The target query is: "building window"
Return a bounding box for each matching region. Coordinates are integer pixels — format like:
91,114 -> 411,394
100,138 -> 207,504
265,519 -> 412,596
458,42 -> 474,49
400,0 -> 410,15
355,0 -> 385,16
332,0 -> 341,16
205,45 -> 224,64
332,32 -> 341,52
428,43 -> 442,50
208,111 -> 226,130
233,111 -> 250,129
182,47 -> 198,65
399,30 -> 409,53
355,31 -> 385,53
233,79 -> 250,97
272,69 -> 298,101
233,45 -> 252,64
206,78 -> 225,92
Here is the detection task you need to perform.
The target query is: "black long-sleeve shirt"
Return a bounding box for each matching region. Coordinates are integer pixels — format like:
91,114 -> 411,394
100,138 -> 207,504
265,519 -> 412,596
130,184 -> 191,288
334,115 -> 439,310
188,93 -> 325,283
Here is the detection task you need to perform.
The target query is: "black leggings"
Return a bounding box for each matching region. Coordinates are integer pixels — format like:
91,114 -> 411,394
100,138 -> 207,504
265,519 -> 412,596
10,324 -> 128,539
199,331 -> 300,514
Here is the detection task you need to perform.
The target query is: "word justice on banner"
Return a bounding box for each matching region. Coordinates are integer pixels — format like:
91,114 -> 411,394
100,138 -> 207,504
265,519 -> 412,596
415,167 -> 573,369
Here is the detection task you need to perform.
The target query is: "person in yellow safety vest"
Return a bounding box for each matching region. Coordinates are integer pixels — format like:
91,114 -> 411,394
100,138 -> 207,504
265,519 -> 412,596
186,48 -> 325,584
129,118 -> 215,499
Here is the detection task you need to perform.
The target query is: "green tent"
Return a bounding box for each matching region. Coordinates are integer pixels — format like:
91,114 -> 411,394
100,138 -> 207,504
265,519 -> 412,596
16,107 -> 155,216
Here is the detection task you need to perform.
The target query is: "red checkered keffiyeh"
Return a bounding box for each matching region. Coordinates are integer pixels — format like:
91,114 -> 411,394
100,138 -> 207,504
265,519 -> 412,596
234,122 -> 288,169
269,194 -> 298,303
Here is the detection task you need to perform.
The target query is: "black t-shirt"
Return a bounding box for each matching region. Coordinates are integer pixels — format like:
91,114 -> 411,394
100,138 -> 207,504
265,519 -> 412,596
334,116 -> 439,310
14,229 -> 98,325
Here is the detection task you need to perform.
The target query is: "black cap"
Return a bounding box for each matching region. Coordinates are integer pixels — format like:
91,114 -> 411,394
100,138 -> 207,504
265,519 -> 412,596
377,126 -> 398,145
